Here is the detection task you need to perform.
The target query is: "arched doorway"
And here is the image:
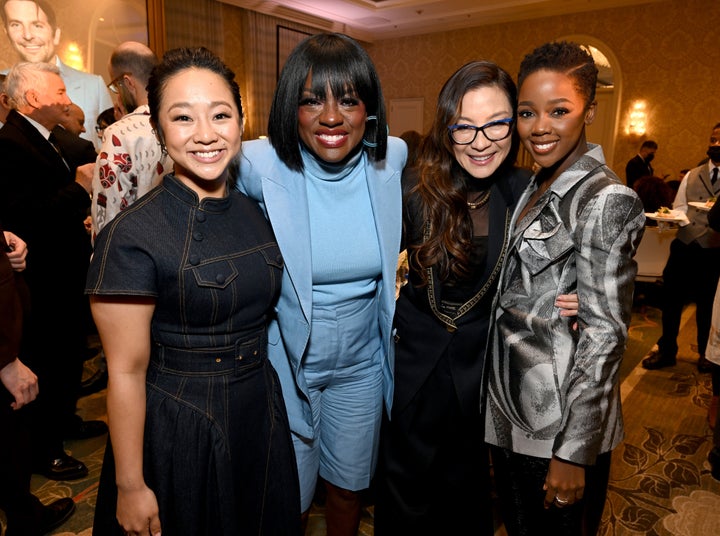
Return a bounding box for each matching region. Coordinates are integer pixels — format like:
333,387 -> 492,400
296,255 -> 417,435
563,35 -> 621,170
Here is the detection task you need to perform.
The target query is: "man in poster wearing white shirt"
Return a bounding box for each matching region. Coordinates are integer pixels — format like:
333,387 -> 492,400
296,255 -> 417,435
1,0 -> 113,148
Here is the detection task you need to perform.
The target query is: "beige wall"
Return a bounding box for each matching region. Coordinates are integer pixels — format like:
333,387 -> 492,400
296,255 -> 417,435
7,0 -> 710,183
365,0 -> 719,180
219,0 -> 718,181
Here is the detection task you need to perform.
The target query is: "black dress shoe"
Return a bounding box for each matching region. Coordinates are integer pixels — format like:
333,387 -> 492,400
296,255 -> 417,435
40,454 -> 88,481
697,355 -> 715,373
40,497 -> 76,533
642,348 -> 676,370
63,415 -> 108,440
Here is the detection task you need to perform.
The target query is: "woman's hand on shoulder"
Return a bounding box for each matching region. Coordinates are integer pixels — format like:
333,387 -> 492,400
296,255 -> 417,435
116,483 -> 162,536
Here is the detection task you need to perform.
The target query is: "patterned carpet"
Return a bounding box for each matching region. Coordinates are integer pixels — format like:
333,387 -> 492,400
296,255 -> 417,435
602,303 -> 720,535
2,299 -> 719,535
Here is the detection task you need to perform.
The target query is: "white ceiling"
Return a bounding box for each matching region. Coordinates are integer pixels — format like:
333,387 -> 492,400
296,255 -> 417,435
219,0 -> 663,42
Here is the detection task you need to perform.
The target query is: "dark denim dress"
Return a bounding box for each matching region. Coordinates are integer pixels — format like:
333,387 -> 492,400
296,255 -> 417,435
87,175 -> 300,535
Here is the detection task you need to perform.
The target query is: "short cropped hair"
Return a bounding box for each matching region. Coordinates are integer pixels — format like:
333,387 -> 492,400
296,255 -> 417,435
518,41 -> 598,108
640,140 -> 658,150
110,45 -> 158,88
5,60 -> 60,108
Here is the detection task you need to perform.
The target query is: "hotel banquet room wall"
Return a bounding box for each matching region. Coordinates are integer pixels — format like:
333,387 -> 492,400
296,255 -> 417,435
209,0 -> 716,180
1,0 -> 710,181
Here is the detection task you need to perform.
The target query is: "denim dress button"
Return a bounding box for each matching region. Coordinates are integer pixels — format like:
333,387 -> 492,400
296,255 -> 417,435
215,273 -> 226,284
193,231 -> 204,241
196,212 -> 206,222
189,254 -> 200,266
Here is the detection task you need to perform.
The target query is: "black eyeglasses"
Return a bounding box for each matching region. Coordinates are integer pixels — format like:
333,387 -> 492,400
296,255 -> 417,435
448,118 -> 513,145
107,73 -> 130,94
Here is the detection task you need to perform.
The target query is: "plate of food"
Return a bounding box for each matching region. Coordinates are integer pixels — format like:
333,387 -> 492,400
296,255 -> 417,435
645,207 -> 686,222
688,201 -> 715,211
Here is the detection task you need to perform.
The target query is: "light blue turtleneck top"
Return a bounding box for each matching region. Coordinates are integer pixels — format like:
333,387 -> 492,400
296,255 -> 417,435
302,147 -> 381,307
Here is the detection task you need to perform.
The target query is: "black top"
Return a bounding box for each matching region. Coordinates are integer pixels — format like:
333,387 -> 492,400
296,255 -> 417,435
392,164 -> 531,415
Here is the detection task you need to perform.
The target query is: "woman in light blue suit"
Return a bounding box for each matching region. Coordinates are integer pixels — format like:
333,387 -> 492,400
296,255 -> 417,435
237,33 -> 407,535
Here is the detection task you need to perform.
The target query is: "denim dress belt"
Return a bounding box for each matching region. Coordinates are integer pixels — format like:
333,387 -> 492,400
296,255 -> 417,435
150,328 -> 268,375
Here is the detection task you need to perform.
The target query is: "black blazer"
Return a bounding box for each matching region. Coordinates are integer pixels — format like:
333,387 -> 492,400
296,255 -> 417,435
0,110 -> 91,294
391,165 -> 531,416
625,154 -> 653,189
51,125 -> 98,171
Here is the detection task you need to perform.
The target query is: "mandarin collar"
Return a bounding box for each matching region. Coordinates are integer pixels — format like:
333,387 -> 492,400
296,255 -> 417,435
163,174 -> 232,212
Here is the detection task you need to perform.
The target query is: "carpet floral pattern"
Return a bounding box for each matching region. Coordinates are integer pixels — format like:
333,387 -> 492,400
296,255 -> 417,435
602,304 -> 720,535
3,306 -> 720,535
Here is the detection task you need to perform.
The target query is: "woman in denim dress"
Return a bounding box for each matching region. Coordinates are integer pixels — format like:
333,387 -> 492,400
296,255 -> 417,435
87,48 -> 300,535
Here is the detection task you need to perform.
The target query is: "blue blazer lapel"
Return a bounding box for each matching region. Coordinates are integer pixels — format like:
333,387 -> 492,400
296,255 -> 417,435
366,159 -> 403,308
261,167 -> 314,324
365,156 -> 403,410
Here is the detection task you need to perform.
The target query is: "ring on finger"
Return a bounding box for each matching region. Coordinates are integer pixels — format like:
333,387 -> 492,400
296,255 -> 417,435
554,496 -> 569,505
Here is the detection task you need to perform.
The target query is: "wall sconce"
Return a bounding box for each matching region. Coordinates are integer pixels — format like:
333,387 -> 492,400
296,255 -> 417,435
62,42 -> 85,72
625,100 -> 647,136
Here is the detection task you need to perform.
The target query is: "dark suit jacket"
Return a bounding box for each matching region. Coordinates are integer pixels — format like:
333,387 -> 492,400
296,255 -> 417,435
0,226 -> 22,372
51,125 -> 97,171
0,110 -> 90,311
625,154 -> 653,189
391,164 -> 531,417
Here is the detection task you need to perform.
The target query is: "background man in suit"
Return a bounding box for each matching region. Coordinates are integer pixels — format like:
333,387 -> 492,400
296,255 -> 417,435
642,124 -> 720,372
0,227 -> 76,534
0,61 -> 103,481
626,139 -> 658,189
1,0 -> 113,148
53,102 -> 97,171
58,102 -> 85,136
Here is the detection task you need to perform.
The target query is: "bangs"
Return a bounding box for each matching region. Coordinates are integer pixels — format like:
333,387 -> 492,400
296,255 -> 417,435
305,55 -> 371,104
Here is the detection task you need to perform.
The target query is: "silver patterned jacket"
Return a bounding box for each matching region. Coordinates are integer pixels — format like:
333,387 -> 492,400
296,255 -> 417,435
484,144 -> 645,465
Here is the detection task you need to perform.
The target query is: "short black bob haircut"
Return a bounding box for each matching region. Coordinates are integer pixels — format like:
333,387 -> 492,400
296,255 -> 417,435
267,32 -> 387,172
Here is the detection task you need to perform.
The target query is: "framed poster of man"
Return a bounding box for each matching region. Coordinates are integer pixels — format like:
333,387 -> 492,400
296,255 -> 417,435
0,0 -> 154,146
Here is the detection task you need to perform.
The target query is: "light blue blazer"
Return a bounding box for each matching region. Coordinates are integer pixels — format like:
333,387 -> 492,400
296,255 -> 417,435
237,138 -> 407,439
57,59 -> 114,149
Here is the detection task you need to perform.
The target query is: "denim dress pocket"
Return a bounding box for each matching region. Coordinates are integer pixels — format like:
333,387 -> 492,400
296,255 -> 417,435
191,259 -> 239,289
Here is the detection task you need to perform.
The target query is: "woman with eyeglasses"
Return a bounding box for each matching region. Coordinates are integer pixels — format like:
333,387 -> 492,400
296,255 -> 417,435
94,107 -> 116,141
374,60 -> 577,535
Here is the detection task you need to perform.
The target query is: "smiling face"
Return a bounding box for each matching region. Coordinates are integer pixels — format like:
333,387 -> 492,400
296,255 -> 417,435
3,0 -> 59,63
156,67 -> 242,199
297,73 -> 367,164
451,85 -> 514,180
516,69 -> 595,179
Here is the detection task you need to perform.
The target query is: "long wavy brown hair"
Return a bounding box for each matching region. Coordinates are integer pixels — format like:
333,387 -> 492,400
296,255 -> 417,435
411,60 -> 519,285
